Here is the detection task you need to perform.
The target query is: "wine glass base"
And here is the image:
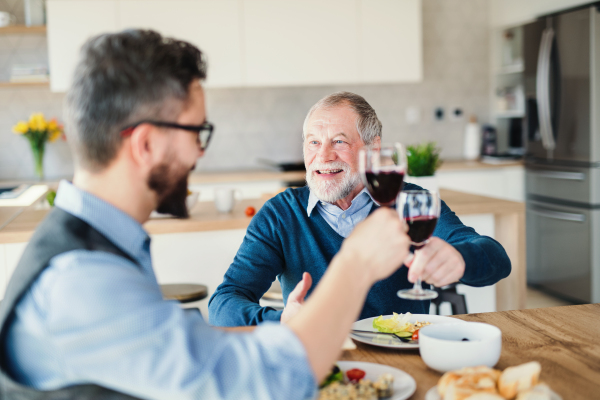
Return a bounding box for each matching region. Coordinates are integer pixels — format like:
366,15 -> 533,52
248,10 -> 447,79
397,289 -> 438,300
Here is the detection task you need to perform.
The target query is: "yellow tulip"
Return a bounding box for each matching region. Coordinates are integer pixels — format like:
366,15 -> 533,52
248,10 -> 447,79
29,113 -> 47,132
12,121 -> 29,134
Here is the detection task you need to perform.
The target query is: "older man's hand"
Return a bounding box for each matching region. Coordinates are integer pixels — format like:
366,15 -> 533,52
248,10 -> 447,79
406,237 -> 465,288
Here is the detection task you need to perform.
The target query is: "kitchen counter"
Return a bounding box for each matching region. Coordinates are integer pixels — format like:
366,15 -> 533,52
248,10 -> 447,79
0,189 -> 525,312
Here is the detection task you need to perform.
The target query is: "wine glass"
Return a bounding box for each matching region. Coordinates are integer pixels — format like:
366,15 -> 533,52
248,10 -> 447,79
358,143 -> 407,207
397,190 -> 441,300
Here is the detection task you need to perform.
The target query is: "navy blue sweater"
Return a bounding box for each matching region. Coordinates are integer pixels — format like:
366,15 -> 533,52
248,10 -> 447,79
208,184 -> 511,326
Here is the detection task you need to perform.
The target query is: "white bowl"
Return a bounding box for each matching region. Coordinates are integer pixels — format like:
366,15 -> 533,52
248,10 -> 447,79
419,322 -> 502,373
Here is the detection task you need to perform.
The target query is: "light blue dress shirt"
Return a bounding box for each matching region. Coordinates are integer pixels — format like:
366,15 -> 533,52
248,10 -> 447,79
307,188 -> 376,237
6,180 -> 316,400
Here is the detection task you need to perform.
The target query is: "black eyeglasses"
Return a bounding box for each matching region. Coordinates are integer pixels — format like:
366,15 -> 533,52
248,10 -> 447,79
120,120 -> 214,151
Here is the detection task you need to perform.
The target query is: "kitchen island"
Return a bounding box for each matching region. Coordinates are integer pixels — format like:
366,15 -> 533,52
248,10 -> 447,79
0,187 -> 525,314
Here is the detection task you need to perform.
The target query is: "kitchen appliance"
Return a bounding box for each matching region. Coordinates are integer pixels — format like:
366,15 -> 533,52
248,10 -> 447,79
524,3 -> 600,303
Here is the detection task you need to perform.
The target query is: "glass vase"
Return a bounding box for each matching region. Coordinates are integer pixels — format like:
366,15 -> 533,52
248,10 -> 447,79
29,140 -> 45,180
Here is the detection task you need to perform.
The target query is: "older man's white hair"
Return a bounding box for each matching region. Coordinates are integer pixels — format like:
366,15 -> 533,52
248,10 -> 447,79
302,91 -> 382,146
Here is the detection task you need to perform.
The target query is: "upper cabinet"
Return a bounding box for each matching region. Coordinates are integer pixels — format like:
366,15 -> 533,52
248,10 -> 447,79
359,0 -> 422,83
46,0 -> 422,92
118,0 -> 244,87
243,0 -> 360,86
47,0 -> 119,92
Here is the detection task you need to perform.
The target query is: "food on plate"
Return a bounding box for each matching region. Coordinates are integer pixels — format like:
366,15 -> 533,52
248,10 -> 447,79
319,380 -> 378,400
319,368 -> 394,400
372,312 -> 430,334
321,364 -> 344,388
437,362 -> 552,400
346,368 -> 366,383
438,365 -> 501,399
497,362 -> 541,399
373,373 -> 394,398
245,206 -> 256,217
411,330 -> 419,341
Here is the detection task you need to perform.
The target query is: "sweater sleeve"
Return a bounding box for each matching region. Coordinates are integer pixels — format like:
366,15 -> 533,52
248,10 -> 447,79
435,200 -> 512,287
208,199 -> 285,327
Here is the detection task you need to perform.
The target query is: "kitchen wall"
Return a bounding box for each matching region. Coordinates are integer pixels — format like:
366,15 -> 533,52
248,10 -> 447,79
0,0 -> 490,180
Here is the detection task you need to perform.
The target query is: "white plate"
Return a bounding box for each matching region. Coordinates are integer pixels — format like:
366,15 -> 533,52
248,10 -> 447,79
350,314 -> 468,349
425,385 -> 562,400
333,361 -> 416,400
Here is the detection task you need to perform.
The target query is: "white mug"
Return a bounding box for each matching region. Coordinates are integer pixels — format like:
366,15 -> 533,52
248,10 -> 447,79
0,12 -> 17,27
214,188 -> 241,213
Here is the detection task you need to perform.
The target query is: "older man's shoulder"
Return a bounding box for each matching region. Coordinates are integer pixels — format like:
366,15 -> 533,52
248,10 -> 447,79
265,186 -> 310,209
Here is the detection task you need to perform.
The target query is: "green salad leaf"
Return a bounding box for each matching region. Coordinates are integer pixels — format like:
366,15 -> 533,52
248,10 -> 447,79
372,312 -> 412,333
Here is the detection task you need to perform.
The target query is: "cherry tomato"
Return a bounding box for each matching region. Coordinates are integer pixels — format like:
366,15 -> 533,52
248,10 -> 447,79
245,206 -> 256,217
412,330 -> 419,341
346,368 -> 366,383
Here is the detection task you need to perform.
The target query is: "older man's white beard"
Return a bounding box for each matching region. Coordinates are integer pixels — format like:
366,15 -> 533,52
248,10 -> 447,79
306,162 -> 362,204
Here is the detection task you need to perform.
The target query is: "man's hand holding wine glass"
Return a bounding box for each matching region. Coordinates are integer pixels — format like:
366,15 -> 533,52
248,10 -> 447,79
405,237 -> 466,288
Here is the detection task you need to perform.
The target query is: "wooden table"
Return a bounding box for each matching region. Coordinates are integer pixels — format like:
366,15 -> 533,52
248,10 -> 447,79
341,304 -> 600,399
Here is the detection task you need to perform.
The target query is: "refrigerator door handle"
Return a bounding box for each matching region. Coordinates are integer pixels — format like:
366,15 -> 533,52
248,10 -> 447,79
529,207 -> 585,222
536,28 -> 556,155
529,170 -> 586,181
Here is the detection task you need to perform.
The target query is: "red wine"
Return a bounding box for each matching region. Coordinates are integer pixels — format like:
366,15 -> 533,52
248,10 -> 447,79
364,171 -> 405,206
405,215 -> 438,247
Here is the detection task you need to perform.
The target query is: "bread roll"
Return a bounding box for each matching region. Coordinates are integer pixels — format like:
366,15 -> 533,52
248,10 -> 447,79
498,362 -> 542,399
438,366 -> 501,395
465,393 -> 506,400
438,366 -> 502,400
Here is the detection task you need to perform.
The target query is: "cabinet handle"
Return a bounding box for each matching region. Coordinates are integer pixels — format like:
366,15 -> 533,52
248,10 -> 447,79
536,27 -> 556,156
530,170 -> 585,181
529,207 -> 585,222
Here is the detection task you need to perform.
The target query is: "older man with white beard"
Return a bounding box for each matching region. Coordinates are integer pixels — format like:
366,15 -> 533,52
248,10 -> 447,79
208,92 -> 511,327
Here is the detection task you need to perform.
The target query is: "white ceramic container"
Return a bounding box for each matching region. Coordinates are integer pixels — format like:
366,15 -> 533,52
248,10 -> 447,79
418,322 -> 502,373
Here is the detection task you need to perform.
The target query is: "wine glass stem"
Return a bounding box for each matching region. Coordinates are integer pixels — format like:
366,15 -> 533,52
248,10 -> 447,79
413,279 -> 424,294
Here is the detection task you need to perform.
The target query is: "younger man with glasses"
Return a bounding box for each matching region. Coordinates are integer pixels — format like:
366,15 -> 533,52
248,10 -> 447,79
0,30 -> 412,399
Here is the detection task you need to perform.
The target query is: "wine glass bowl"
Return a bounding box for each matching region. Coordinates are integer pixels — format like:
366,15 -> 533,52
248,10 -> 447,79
359,143 -> 407,207
397,190 -> 441,300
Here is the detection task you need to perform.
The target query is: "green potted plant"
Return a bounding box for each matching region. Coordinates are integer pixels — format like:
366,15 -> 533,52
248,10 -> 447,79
405,142 -> 442,192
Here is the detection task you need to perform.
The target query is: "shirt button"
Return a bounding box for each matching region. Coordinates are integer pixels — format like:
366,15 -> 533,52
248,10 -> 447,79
342,214 -> 347,219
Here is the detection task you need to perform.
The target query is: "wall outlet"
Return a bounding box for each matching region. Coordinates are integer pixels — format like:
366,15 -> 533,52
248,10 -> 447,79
451,107 -> 464,121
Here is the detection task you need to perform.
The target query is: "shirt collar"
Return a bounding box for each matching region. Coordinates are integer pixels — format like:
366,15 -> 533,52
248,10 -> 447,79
54,180 -> 150,261
307,187 -> 377,217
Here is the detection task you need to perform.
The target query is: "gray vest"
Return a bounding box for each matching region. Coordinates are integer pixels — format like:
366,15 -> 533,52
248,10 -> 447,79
0,208 -> 142,399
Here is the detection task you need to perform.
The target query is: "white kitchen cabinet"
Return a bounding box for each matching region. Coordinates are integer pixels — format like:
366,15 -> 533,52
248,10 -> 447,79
242,0 -> 360,86
47,0 -> 423,91
358,0 -> 422,83
118,0 -> 243,88
150,229 -> 246,317
437,166 -> 525,202
47,0 -> 119,92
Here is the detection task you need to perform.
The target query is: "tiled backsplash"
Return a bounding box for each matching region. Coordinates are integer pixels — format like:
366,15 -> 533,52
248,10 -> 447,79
0,0 -> 490,181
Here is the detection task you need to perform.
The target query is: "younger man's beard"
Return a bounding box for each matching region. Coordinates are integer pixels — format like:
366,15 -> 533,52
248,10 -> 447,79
148,163 -> 190,218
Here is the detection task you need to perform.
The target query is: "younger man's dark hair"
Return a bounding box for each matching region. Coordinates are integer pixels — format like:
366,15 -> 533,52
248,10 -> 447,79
65,29 -> 207,170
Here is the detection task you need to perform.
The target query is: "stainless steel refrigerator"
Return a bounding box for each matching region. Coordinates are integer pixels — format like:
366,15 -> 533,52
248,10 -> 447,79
524,4 -> 600,303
